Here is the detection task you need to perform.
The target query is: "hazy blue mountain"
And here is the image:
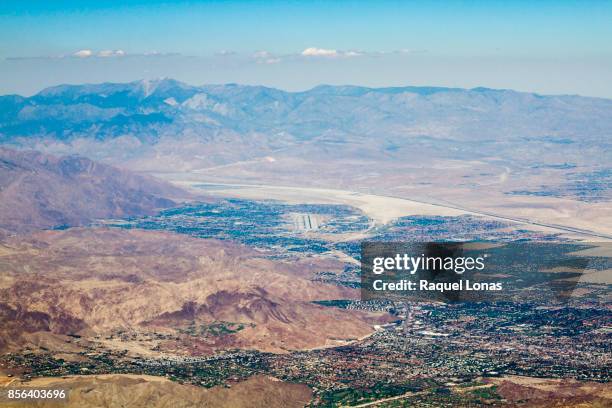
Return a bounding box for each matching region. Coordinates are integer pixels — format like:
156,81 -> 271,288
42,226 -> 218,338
1,79 -> 610,206
2,79 -> 611,145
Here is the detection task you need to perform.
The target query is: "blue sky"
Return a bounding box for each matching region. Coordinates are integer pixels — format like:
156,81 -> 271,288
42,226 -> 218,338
1,1 -> 611,97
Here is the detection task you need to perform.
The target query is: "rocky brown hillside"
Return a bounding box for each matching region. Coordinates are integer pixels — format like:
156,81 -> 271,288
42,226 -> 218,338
0,148 -> 187,233
0,228 -> 383,355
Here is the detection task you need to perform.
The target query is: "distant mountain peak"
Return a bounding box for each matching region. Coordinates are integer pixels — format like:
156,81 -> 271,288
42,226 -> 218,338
1,79 -> 611,149
136,78 -> 192,97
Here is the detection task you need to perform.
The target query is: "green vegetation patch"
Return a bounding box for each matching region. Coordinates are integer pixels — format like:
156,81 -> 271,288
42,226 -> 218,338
315,381 -> 426,407
311,299 -> 353,308
178,321 -> 254,337
468,385 -> 501,401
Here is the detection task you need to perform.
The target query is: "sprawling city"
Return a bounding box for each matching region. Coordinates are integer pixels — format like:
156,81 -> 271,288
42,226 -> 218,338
1,1 -> 611,407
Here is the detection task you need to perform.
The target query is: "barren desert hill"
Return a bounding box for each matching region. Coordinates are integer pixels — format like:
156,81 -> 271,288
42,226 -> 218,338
0,374 -> 312,408
0,147 -> 189,233
487,376 -> 612,407
0,227 -> 383,355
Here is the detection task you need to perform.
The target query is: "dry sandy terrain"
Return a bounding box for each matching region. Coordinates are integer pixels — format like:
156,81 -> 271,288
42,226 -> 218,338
172,182 -> 469,225
488,375 -> 612,407
0,374 -> 312,408
0,228 -> 388,356
170,181 -> 611,241
154,137 -> 611,241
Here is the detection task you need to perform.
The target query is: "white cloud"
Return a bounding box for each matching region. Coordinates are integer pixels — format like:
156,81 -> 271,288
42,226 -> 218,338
301,47 -> 338,57
262,58 -> 281,64
253,50 -> 273,59
300,47 -> 365,58
97,49 -> 126,57
344,50 -> 363,57
73,49 -> 93,58
396,48 -> 428,55
6,49 -> 174,61
252,51 -> 282,64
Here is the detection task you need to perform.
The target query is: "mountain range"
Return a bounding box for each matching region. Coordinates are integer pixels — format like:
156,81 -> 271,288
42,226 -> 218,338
0,79 -> 610,233
2,79 -> 611,144
0,148 -> 187,234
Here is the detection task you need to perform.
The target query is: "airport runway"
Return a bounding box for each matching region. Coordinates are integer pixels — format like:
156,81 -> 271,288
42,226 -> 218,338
176,181 -> 612,241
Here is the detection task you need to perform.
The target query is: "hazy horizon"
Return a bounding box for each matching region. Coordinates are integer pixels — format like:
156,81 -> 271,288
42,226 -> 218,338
2,1 -> 612,98
4,77 -> 612,101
